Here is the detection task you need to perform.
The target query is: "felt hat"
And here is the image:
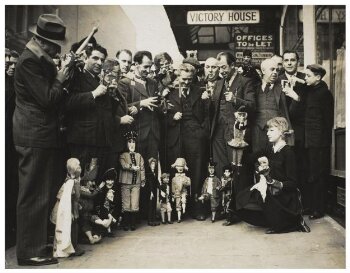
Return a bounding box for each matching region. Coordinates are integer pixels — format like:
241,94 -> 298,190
29,14 -> 67,47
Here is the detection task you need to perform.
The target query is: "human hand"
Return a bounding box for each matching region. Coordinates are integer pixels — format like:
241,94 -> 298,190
131,165 -> 140,171
129,106 -> 138,115
201,91 -> 210,100
173,112 -> 182,121
92,84 -> 107,98
141,180 -> 146,187
99,181 -> 106,189
283,84 -> 299,101
120,115 -> 134,125
224,91 -> 234,102
56,65 -> 70,83
140,96 -> 158,111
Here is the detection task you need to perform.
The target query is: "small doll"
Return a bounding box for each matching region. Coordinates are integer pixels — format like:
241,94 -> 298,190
145,157 -> 161,226
96,168 -> 118,237
220,165 -> 234,223
50,158 -> 83,257
251,157 -> 270,202
159,173 -> 173,224
198,161 -> 221,223
227,111 -> 248,169
79,175 -> 106,244
171,158 -> 191,223
119,131 -> 145,231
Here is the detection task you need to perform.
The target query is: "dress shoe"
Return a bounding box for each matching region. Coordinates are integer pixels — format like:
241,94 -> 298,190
222,220 -> 232,226
309,213 -> 324,220
298,216 -> 311,232
265,228 -> 278,234
177,220 -> 181,223
211,219 -> 215,223
130,225 -> 136,231
70,248 -> 85,257
167,220 -> 173,224
123,225 -> 130,231
18,257 -> 58,266
162,221 -> 167,225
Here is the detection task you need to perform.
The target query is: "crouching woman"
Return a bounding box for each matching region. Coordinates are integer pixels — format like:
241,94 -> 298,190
236,117 -> 310,234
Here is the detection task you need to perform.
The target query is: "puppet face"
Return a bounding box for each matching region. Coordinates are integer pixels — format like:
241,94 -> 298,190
150,161 -> 156,171
208,166 -> 215,175
127,140 -> 136,152
176,165 -> 184,173
162,177 -> 170,184
223,169 -> 231,178
106,179 -> 114,189
258,157 -> 269,171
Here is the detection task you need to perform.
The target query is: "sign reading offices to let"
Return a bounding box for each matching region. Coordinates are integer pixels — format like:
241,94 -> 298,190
187,10 -> 260,25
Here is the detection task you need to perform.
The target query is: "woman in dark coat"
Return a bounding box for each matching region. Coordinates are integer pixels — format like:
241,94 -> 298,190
236,117 -> 310,234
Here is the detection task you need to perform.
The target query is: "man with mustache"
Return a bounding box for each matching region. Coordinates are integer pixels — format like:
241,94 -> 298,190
251,58 -> 292,153
65,44 -> 118,185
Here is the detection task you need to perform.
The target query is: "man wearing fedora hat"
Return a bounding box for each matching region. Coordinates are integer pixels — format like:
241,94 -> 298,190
12,14 -> 70,266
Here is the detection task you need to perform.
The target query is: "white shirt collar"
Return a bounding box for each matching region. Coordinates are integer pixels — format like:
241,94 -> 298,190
273,140 -> 287,153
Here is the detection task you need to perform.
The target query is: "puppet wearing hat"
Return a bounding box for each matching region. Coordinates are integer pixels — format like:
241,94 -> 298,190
119,131 -> 145,231
198,160 -> 222,223
171,158 -> 191,223
227,107 -> 248,170
220,164 -> 234,225
159,173 -> 173,224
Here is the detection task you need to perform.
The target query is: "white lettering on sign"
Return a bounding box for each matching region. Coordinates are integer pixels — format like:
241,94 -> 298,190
235,34 -> 274,49
187,10 -> 260,25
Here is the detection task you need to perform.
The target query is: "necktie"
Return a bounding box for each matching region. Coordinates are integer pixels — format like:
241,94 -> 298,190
264,83 -> 271,93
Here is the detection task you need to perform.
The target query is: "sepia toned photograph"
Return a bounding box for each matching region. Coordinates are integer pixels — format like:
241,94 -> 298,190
4,4 -> 346,269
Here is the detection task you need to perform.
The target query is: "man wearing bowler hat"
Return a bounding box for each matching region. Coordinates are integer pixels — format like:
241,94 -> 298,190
12,14 -> 69,266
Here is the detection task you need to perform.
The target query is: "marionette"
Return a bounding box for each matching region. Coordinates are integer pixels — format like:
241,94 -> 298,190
227,110 -> 248,170
50,158 -> 83,257
159,173 -> 173,224
145,157 -> 161,226
220,165 -> 234,226
171,158 -> 191,223
198,160 -> 221,223
119,131 -> 145,231
79,160 -> 107,244
95,168 -> 118,237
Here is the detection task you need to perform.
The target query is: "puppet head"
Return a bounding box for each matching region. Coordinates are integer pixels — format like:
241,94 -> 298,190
161,173 -> 170,184
66,158 -> 81,179
222,164 -> 232,178
171,157 -> 188,173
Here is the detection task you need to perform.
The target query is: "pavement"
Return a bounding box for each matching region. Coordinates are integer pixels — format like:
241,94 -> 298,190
5,215 -> 345,269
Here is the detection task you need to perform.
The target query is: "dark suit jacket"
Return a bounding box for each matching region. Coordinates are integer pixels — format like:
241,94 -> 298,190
117,77 -> 160,142
254,81 -> 293,129
64,69 -> 117,149
278,72 -> 307,145
305,80 -> 334,148
13,39 -> 66,148
112,87 -> 129,153
211,74 -> 255,142
166,84 -> 208,147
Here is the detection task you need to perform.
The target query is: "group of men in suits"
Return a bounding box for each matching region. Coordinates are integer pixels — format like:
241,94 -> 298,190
10,13 -> 334,267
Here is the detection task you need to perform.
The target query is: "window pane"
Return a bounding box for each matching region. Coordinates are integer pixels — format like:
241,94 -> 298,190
198,36 -> 214,44
198,27 -> 214,36
215,26 -> 230,43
